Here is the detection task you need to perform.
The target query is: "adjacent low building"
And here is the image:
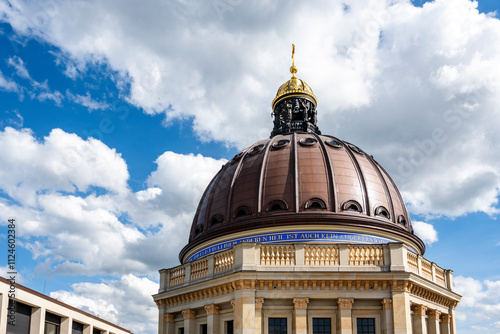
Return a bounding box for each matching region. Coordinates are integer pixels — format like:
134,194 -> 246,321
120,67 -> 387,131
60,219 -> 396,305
0,276 -> 131,334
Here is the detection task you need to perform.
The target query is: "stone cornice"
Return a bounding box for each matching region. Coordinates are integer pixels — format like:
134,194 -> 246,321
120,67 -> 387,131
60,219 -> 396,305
293,298 -> 309,309
337,298 -> 354,310
157,278 -> 458,310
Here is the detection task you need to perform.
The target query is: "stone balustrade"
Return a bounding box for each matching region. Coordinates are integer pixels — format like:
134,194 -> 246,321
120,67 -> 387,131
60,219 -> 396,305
158,242 -> 453,293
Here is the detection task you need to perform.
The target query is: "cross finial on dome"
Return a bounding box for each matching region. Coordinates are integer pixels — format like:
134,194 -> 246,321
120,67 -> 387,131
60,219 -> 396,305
290,44 -> 298,78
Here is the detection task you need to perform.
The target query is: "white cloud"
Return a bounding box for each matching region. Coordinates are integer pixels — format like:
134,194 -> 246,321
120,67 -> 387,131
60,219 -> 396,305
0,69 -> 19,92
454,276 -> 500,334
2,0 -> 500,218
66,90 -> 110,111
50,274 -> 158,334
0,127 -> 225,274
412,220 -> 438,245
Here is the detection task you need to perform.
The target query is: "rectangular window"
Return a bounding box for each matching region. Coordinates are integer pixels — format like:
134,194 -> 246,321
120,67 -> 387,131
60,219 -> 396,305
313,318 -> 331,334
93,329 -> 102,334
226,320 -> 234,334
6,300 -> 32,334
356,318 -> 375,334
72,321 -> 84,334
45,312 -> 61,334
178,328 -> 184,334
200,324 -> 207,334
269,318 -> 287,334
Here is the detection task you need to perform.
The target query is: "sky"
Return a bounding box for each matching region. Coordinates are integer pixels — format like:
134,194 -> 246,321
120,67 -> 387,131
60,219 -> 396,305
0,0 -> 500,333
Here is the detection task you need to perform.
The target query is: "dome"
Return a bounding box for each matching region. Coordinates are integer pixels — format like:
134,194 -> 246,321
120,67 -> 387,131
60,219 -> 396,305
179,46 -> 424,263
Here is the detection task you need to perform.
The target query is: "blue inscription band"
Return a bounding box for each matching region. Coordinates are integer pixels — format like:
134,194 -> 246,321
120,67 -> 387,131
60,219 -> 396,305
185,230 -> 415,262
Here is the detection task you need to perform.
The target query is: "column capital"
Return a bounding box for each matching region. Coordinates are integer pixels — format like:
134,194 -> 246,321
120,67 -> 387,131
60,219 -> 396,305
412,304 -> 427,316
293,298 -> 309,310
429,309 -> 441,320
182,309 -> 196,319
441,314 -> 451,323
165,313 -> 175,323
204,304 -> 220,315
337,298 -> 354,310
381,298 -> 393,309
255,298 -> 265,310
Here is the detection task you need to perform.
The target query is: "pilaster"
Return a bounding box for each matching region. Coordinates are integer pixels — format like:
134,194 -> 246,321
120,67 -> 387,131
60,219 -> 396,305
337,298 -> 354,334
182,309 -> 197,334
255,298 -> 264,334
293,298 -> 309,334
412,304 -> 428,334
30,306 -> 45,334
234,289 -> 255,334
164,314 -> 175,334
205,304 -> 220,334
391,285 -> 411,334
440,314 -> 451,334
381,299 -> 394,334
428,310 -> 440,334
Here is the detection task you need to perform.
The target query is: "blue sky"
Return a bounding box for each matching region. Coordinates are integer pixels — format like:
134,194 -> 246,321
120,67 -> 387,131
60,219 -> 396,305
1,0 -> 500,333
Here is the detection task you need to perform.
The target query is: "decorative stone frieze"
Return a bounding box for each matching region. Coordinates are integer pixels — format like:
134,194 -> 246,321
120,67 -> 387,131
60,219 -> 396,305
155,299 -> 165,308
164,314 -> 175,323
293,298 -> 309,309
381,298 -> 393,309
204,304 -> 220,315
255,298 -> 265,310
412,304 -> 427,316
337,298 -> 354,309
182,309 -> 196,319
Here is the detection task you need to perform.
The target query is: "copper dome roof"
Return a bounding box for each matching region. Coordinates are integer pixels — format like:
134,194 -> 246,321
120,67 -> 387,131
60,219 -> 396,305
179,46 -> 424,262
180,132 -> 424,261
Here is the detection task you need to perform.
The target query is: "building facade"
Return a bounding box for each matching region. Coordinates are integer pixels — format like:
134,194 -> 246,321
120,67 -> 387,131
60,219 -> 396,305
153,47 -> 461,334
0,277 -> 131,334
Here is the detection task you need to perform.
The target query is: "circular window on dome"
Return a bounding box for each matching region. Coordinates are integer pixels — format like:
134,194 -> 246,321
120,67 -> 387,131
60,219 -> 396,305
230,151 -> 246,165
272,139 -> 290,150
375,206 -> 391,219
195,224 -> 204,235
209,214 -> 224,227
266,199 -> 288,212
398,215 -> 407,227
325,139 -> 343,148
349,144 -> 364,155
299,137 -> 318,147
234,206 -> 252,219
248,144 -> 265,155
342,200 -> 362,213
304,197 -> 327,210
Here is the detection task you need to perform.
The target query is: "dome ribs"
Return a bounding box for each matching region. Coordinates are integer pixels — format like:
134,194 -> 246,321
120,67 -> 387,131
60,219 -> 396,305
226,148 -> 249,222
365,155 -> 396,224
257,138 -> 273,215
316,134 -> 337,212
343,143 -> 370,215
296,133 -> 329,212
260,135 -> 294,216
292,133 -> 299,213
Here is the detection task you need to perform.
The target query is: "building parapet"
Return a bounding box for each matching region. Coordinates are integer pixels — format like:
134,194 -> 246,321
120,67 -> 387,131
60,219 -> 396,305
159,242 -> 452,293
